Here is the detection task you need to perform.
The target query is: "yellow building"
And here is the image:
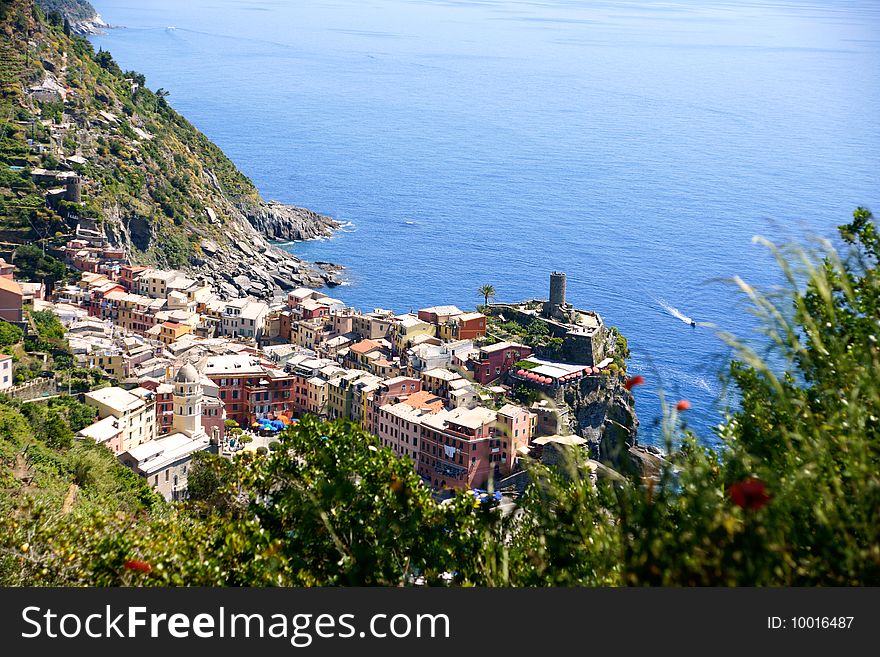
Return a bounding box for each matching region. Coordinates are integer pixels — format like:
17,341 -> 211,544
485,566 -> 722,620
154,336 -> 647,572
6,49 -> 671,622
84,386 -> 157,454
156,321 -> 194,346
392,314 -> 436,354
294,318 -> 329,351
305,376 -> 329,417
90,351 -> 126,380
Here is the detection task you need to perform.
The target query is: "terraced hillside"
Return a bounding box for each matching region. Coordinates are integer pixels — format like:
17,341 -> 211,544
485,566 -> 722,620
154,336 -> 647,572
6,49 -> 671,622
1,0 -> 338,294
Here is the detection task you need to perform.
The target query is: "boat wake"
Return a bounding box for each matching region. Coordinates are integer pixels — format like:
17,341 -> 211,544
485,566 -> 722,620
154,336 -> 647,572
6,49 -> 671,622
657,298 -> 695,326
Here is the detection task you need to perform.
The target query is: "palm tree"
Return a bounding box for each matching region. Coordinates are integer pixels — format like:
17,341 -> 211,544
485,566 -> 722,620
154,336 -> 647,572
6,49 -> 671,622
478,284 -> 496,308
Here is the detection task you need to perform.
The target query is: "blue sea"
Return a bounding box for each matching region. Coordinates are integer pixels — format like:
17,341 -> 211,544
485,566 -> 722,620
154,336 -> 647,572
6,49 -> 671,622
90,0 -> 880,446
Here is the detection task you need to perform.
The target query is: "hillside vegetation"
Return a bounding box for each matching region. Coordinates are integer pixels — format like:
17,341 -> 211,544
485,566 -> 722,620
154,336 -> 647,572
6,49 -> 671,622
1,0 -> 330,274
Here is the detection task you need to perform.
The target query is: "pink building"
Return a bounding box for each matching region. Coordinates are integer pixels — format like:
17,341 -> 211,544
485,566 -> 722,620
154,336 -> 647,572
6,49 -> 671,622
466,341 -> 531,384
201,396 -> 226,444
495,403 -> 533,466
418,406 -> 504,491
375,390 -> 445,468
369,376 -> 421,430
0,277 -> 23,323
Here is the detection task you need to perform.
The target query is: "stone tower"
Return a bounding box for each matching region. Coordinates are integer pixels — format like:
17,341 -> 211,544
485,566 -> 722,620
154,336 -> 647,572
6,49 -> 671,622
172,363 -> 203,438
549,271 -> 566,308
64,176 -> 81,203
543,271 -> 568,319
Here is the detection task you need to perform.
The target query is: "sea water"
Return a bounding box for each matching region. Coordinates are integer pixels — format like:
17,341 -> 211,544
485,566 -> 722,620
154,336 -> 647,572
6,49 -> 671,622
90,0 -> 880,445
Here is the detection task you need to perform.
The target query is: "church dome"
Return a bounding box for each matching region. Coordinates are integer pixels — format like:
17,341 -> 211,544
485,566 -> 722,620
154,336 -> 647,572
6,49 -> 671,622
174,363 -> 200,384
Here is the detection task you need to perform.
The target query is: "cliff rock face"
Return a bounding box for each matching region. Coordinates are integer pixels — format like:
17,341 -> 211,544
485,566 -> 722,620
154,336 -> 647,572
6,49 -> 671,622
35,0 -> 108,34
564,377 -> 639,473
241,201 -> 339,242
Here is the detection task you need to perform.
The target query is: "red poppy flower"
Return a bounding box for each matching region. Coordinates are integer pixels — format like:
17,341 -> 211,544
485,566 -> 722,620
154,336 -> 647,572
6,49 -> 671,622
624,375 -> 645,390
676,399 -> 692,411
729,479 -> 770,511
124,559 -> 152,574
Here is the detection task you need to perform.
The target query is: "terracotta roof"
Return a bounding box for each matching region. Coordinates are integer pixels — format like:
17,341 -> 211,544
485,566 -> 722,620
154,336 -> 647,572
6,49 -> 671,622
350,339 -> 383,355
399,390 -> 445,412
0,277 -> 22,295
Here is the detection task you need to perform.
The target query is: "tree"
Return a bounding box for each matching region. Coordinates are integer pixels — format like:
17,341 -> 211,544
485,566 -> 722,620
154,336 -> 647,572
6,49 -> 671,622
186,452 -> 244,516
478,284 -> 496,307
12,245 -> 68,292
155,88 -> 170,111
63,16 -> 71,36
0,321 -> 23,348
42,410 -> 74,449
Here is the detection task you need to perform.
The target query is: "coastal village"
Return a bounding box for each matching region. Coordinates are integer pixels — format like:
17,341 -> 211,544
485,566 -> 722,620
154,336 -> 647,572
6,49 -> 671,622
0,0 -> 643,503
1,245 -> 641,500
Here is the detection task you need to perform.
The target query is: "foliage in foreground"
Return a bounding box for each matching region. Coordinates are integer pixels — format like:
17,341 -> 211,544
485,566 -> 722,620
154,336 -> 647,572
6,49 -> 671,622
0,209 -> 878,586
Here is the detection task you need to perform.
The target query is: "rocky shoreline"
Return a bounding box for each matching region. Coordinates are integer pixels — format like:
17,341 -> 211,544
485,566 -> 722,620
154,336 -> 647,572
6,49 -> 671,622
191,201 -> 344,303
68,16 -> 109,36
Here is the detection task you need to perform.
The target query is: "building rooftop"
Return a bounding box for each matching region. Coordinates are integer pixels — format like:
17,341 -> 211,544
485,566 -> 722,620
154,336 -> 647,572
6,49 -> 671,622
290,287 -> 323,299
200,354 -> 266,377
399,390 -> 446,412
479,341 -> 524,354
239,300 -> 269,320
381,399 -> 442,424
350,339 -> 383,355
76,415 -> 119,443
423,405 -> 497,432
397,314 -> 429,329
124,432 -> 210,476
420,305 -> 463,317
497,403 -> 527,418
85,386 -> 149,413
0,277 -> 22,295
422,367 -> 461,382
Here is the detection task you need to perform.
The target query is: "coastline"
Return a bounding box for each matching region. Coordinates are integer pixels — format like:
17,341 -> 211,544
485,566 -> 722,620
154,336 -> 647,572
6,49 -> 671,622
73,2 -> 347,298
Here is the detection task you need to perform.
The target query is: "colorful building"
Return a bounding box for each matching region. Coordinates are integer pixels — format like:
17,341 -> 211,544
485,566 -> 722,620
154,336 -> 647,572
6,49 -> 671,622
418,406 -> 502,491
0,277 -> 23,323
466,341 -> 532,384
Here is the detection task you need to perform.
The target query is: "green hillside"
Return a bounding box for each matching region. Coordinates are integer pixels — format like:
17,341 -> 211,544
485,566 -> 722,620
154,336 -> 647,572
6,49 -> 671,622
1,0 -> 312,270
35,0 -> 98,24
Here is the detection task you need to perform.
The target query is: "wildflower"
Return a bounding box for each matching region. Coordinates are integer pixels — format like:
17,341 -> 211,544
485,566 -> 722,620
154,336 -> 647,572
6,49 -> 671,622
624,375 -> 645,390
124,559 -> 152,574
729,479 -> 770,511
676,399 -> 692,411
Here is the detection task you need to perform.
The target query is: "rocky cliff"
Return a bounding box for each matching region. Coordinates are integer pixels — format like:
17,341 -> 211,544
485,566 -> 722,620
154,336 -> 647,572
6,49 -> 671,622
564,376 -> 641,474
35,0 -> 107,35
2,0 -> 341,300
242,200 -> 339,242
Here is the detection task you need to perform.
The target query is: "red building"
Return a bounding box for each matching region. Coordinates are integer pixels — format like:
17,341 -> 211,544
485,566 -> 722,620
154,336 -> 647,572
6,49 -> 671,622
466,341 -> 532,384
139,380 -> 175,435
119,265 -> 149,292
418,406 -> 507,491
453,312 -> 487,340
200,354 -> 304,426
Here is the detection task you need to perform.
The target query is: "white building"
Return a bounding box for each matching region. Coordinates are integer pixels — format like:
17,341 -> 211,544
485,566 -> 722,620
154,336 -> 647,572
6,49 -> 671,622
118,364 -> 212,501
